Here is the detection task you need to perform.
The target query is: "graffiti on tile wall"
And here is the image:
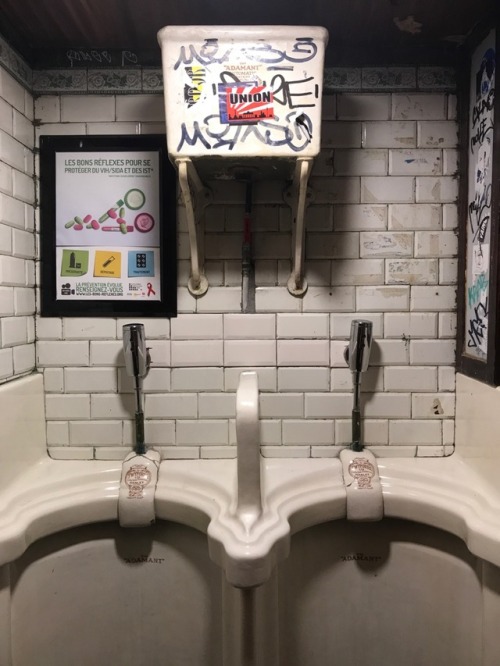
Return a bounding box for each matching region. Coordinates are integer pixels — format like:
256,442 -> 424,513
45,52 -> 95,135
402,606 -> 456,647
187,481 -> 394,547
466,37 -> 495,355
66,49 -> 139,67
172,37 -> 322,153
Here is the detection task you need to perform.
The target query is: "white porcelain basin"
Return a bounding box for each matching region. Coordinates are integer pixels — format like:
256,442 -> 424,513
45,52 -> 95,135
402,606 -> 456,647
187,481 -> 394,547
3,452 -> 500,589
3,375 -> 500,587
4,375 -> 500,665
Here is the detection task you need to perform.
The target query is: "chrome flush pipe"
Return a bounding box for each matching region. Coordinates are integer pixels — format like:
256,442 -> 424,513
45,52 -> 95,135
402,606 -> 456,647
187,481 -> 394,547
122,323 -> 151,455
344,320 -> 373,452
241,178 -> 255,314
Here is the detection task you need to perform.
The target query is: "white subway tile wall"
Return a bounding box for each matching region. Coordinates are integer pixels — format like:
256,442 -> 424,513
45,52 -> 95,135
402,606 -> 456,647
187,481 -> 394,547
0,66 -> 35,382
30,90 -> 458,459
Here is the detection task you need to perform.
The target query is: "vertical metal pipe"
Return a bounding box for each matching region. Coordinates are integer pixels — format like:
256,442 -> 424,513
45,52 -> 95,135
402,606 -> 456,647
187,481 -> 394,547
122,324 -> 149,455
241,179 -> 255,314
352,375 -> 362,452
344,320 -> 373,452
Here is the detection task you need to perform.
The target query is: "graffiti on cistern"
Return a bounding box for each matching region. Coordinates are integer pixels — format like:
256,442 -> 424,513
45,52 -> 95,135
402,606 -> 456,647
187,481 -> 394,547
173,36 -> 322,153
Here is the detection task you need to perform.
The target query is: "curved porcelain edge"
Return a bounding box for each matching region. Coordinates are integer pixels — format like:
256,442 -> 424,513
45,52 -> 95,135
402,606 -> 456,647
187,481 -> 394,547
209,461 -> 346,587
155,458 -> 346,588
378,454 -> 500,569
0,456 -> 346,587
0,458 -> 121,566
4,454 -> 500,584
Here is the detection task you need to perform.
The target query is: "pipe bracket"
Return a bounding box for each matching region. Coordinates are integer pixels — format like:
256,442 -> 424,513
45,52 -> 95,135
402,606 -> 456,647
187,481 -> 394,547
176,158 -> 212,297
283,157 -> 314,296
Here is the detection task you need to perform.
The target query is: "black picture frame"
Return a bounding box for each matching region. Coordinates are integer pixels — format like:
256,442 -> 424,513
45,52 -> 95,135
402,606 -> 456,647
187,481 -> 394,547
39,134 -> 177,318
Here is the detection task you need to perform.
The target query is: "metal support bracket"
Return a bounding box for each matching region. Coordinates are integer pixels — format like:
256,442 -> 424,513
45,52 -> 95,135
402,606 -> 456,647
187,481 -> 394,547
283,157 -> 314,296
176,158 -> 212,296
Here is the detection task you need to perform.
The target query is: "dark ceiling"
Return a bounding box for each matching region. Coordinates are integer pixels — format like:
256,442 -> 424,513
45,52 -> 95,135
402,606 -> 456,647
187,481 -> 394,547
0,0 -> 496,68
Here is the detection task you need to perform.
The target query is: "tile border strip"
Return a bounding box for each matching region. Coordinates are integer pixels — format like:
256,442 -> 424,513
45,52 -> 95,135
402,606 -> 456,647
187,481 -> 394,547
0,33 -> 456,95
32,66 -> 456,95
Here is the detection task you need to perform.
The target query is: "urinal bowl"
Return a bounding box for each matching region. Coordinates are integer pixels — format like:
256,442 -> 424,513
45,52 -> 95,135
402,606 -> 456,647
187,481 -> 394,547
2,514 -> 500,666
2,375 -> 500,665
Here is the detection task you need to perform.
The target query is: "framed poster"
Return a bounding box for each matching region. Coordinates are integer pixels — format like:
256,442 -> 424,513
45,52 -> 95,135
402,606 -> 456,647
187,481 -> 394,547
39,134 -> 177,317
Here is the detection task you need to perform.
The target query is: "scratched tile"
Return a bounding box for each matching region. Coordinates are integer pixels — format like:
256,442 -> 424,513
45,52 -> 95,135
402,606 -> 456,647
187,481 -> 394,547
362,67 -> 416,90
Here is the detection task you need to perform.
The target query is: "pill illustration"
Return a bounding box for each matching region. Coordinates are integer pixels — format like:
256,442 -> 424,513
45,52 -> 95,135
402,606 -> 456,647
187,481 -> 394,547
83,214 -> 92,223
119,207 -> 125,218
74,216 -> 83,224
91,220 -> 100,230
108,208 -> 118,219
134,213 -> 155,233
74,223 -> 83,230
116,199 -> 124,207
86,223 -> 93,229
120,223 -> 128,234
102,225 -> 134,232
99,213 -> 109,223
116,217 -> 126,225
65,220 -> 75,228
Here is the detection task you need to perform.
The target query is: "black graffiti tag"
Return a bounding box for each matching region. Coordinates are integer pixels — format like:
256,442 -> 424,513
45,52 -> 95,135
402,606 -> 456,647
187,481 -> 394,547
470,117 -> 494,153
177,112 -> 313,153
243,38 -> 318,64
472,89 -> 495,127
174,39 -> 231,70
177,121 -> 212,151
174,37 -> 318,70
468,182 -> 491,241
467,300 -> 488,350
270,74 -> 318,108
